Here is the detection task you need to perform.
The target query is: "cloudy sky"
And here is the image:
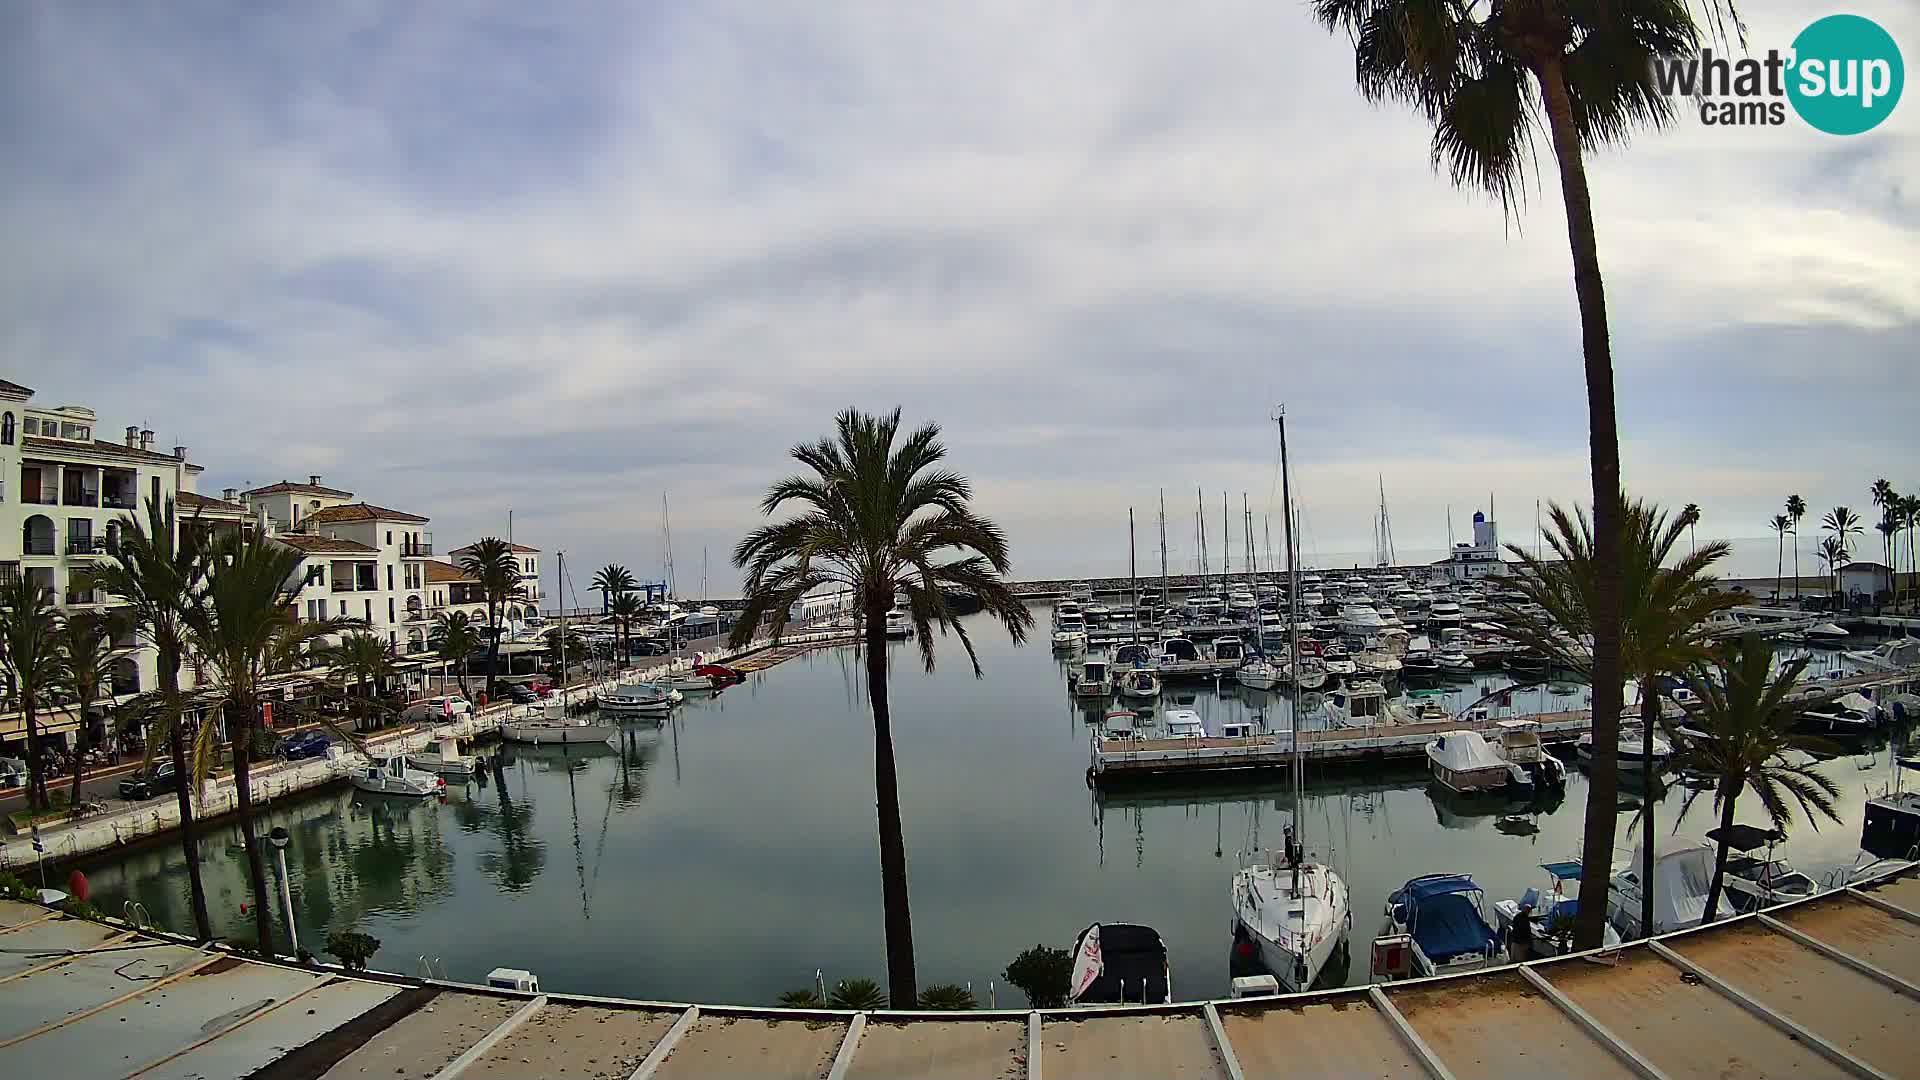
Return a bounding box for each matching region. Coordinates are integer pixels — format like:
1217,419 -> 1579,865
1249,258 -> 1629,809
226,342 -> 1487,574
6,1 -> 1915,592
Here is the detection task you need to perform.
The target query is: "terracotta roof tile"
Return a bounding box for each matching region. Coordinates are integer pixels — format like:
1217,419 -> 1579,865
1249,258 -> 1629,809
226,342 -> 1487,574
425,561 -> 475,583
242,480 -> 356,498
272,534 -> 378,555
300,502 -> 430,525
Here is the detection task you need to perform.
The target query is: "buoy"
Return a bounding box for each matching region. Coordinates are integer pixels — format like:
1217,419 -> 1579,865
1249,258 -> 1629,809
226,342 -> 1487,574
67,870 -> 89,903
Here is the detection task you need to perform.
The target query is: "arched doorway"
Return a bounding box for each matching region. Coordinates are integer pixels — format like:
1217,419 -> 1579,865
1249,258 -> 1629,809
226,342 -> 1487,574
22,514 -> 54,556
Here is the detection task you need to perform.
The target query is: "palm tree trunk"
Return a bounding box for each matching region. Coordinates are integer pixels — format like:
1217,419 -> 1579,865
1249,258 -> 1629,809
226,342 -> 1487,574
1792,529 -> 1800,600
24,699 -> 45,812
1775,534 -> 1783,604
226,696 -> 275,955
1538,54 -> 1626,952
1639,679 -> 1659,939
1702,776 -> 1742,923
69,701 -> 87,816
864,596 -> 917,1006
485,606 -> 502,701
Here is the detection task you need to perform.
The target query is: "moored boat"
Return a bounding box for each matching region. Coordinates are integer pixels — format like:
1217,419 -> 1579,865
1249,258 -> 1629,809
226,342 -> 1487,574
1072,659 -> 1114,698
1069,922 -> 1171,1005
1376,874 -> 1502,979
597,682 -> 681,715
499,713 -> 618,746
408,736 -> 478,778
350,755 -> 444,797
1425,730 -> 1518,793
1117,667 -> 1162,700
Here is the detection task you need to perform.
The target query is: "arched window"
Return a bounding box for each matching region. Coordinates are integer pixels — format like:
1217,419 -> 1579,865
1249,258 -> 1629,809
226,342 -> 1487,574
1,413 -> 13,445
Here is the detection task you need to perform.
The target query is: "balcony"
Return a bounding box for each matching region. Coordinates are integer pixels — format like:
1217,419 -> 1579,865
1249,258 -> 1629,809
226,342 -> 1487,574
22,537 -> 56,556
66,536 -> 109,557
330,581 -> 353,593
102,492 -> 138,510
0,563 -> 17,586
65,588 -> 101,606
401,534 -> 434,557
63,489 -> 100,508
22,492 -> 58,506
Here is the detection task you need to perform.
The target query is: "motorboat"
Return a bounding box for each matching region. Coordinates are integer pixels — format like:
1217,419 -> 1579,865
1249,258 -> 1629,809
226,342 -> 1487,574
1377,874 -> 1502,979
1846,639 -> 1920,672
1236,657 -> 1280,691
1493,861 -> 1622,958
1507,650 -> 1550,680
1708,824 -> 1819,913
1340,604 -> 1388,638
1111,642 -> 1155,669
1232,840 -> 1351,993
1325,679 -> 1397,729
1576,726 -> 1672,772
1162,708 -> 1204,739
498,713 -> 618,746
884,608 -> 915,640
1100,711 -> 1139,741
1083,603 -> 1112,624
1494,719 -> 1567,790
597,682 -> 680,715
1287,656 -> 1330,692
1117,667 -> 1162,700
1608,842 -> 1716,938
1401,650 -> 1442,683
1068,581 -> 1095,603
657,672 -> 718,694
1072,659 -> 1114,698
1211,636 -> 1247,663
1437,651 -> 1475,678
1425,730 -> 1523,794
1051,612 -> 1089,651
1805,622 -> 1850,644
1068,922 -> 1171,1005
350,755 -> 444,797
408,735 -> 478,778
1405,696 -> 1451,723
1158,637 -> 1202,664
1800,692 -> 1879,735
1227,590 -> 1258,617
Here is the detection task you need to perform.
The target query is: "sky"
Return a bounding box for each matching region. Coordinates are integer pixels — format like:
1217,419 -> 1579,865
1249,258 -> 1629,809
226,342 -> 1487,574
5,1 -> 1916,594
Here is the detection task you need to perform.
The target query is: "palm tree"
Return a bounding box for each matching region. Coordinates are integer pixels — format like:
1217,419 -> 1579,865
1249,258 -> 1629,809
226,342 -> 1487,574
1680,503 -> 1701,552
0,576 -> 62,811
1876,512 -> 1900,606
183,531 -> 340,956
320,632 -> 396,732
433,611 -> 481,696
1768,514 -> 1791,605
80,495 -> 214,939
460,538 -> 524,700
52,609 -> 129,814
1492,495 -> 1740,941
1818,536 -> 1848,604
1871,479 -> 1897,568
1902,494 -> 1920,608
591,564 -> 634,615
1675,636 -> 1841,921
1310,0 -> 1698,947
608,592 -> 645,670
1786,495 -> 1807,600
728,407 -> 1034,1004
1781,495 -> 1797,595
1823,507 -> 1862,601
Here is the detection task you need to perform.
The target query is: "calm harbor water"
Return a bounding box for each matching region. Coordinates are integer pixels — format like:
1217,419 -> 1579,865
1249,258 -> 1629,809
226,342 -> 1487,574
81,604 -> 1906,1005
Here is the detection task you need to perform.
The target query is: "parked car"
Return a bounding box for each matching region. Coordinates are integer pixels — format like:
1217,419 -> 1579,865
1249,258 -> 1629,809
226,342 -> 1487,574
279,730 -> 332,761
506,684 -> 539,704
400,696 -> 473,723
118,762 -> 180,800
632,639 -> 670,656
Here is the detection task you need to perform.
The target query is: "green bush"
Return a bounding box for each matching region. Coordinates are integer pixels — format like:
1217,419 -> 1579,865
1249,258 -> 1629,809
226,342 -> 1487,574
917,983 -> 977,1010
1004,945 -> 1073,1008
0,873 -> 35,901
324,929 -> 382,972
62,898 -> 105,921
777,988 -> 824,1008
827,977 -> 886,1010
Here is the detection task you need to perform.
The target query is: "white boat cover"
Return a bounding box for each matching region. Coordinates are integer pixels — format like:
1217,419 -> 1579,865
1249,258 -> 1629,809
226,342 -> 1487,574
1642,843 -> 1715,931
1427,730 -> 1507,773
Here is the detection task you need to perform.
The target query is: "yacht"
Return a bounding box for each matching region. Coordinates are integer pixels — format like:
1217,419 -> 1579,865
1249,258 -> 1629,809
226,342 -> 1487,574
1158,637 -> 1202,664
1111,642 -> 1154,669
1425,730 -> 1523,793
1800,692 -> 1878,735
1227,590 -> 1258,618
884,608 -> 915,639
1805,622 -> 1850,644
1236,656 -> 1281,691
1162,708 -> 1205,739
1401,650 -> 1442,682
1493,861 -> 1622,958
1576,726 -> 1672,772
1377,874 -> 1502,979
1287,655 -> 1330,692
1339,604 -> 1388,637
1437,651 -> 1475,678
1072,659 -> 1114,699
1325,679 -> 1397,729
1846,639 -> 1920,672
1211,636 -> 1247,663
1232,842 -> 1351,993
1709,824 -> 1820,913
1117,667 -> 1162,700
499,712 -> 618,746
1494,719 -> 1567,790
408,736 -> 478,778
1051,612 -> 1089,651
350,755 -> 444,797
1068,923 -> 1172,1006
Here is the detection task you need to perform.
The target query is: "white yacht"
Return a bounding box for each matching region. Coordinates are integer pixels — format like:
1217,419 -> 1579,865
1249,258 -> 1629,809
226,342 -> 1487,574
1236,657 -> 1281,691
1162,708 -> 1204,739
1607,842 -> 1716,938
1846,639 -> 1920,672
1287,655 -> 1330,691
1233,844 -> 1351,993
1211,636 -> 1247,663
1111,642 -> 1155,669
1325,679 -> 1398,729
1117,666 -> 1162,700
408,735 -> 478,778
1051,611 -> 1089,651
350,755 -> 443,797
1708,824 -> 1820,913
884,608 -> 914,639
1072,659 -> 1113,698
1576,726 -> 1672,772
1425,730 -> 1522,793
1800,692 -> 1878,735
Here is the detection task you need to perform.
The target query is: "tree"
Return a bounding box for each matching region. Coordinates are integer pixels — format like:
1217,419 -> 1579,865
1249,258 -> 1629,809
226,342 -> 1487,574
0,576 -> 62,811
1491,495 -> 1740,942
1679,503 -> 1701,552
1876,511 -> 1900,604
1902,494 -> 1920,608
917,983 -> 977,1009
543,626 -> 588,682
1311,0 -> 1700,948
729,408 -> 1034,1004
1871,479 -> 1897,576
1675,636 -> 1841,922
1786,495 -> 1807,599
1818,536 -> 1848,603
1822,506 -> 1861,567
828,978 -> 887,1010
319,633 -> 396,732
52,609 -> 129,814
433,611 -> 481,696
591,564 -> 634,615
183,532 -> 341,956
608,592 -> 645,669
460,539 -> 524,699
1768,514 -> 1791,605
80,496 -> 215,939
1003,945 -> 1072,1008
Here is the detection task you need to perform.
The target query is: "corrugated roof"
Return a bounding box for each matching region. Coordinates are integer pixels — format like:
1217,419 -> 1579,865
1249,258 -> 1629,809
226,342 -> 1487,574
242,480 -> 356,498
272,534 -> 378,554
21,435 -> 205,471
300,502 -> 430,525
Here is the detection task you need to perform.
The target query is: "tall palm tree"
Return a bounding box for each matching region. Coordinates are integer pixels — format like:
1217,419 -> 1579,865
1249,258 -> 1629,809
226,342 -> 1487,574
1902,495 -> 1920,608
608,591 -> 645,670
0,576 -> 62,811
80,496 -> 214,939
1876,512 -> 1900,605
1823,506 -> 1861,601
320,632 -> 396,732
460,538 -> 524,700
1680,503 -> 1701,552
1676,636 -> 1841,922
1310,0 -> 1697,947
52,608 -> 129,814
1768,514 -> 1791,605
1870,480 -> 1897,568
591,564 -> 634,615
1492,495 -> 1740,940
183,531 -> 339,956
728,408 -> 1034,1003
433,611 -> 481,696
543,626 -> 588,681
1785,494 -> 1807,599
1818,536 -> 1848,603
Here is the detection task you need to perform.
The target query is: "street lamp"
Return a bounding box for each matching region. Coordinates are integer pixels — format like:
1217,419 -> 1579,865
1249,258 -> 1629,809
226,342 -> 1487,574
268,826 -> 298,956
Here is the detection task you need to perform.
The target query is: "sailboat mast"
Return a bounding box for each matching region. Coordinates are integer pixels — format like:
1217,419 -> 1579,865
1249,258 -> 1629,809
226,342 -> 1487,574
557,551 -> 567,686
1276,406 -> 1302,899
662,494 -> 676,599
1244,494 -> 1256,588
1158,490 -> 1169,608
1197,487 -> 1208,578
1129,509 -> 1138,646
1222,491 -> 1231,594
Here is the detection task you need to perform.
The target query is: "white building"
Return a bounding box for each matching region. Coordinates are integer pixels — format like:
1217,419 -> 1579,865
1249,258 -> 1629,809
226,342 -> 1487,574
0,379 -> 219,756
443,541 -> 543,620
1838,561 -> 1893,603
241,482 -> 436,657
1439,511 -> 1508,583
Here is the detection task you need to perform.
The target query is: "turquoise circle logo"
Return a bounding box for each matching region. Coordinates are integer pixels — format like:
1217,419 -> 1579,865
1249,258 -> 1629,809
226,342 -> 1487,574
1787,14 -> 1903,135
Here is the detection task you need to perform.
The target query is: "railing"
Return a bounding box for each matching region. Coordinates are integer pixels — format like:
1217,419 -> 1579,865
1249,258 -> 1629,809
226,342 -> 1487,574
102,493 -> 137,510
66,589 -> 101,606
63,491 -> 100,507
66,536 -> 108,556
330,582 -> 353,593
401,537 -> 434,557
22,538 -> 56,556
21,491 -> 58,505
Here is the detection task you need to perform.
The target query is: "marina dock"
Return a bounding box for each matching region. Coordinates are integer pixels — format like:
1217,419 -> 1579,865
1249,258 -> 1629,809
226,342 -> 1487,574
3,860 -> 1918,1079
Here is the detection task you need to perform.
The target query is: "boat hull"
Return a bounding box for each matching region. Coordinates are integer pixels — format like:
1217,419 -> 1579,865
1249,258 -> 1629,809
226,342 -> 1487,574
499,721 -> 618,745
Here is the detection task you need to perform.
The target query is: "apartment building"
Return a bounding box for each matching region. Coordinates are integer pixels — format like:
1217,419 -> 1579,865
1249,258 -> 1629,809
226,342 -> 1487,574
242,481 -> 436,656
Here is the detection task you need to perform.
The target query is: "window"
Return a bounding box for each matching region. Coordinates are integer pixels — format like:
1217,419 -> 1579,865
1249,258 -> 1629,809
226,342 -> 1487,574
388,598 -> 395,624
363,599 -> 371,622
21,417 -> 36,435
151,476 -> 160,507
387,565 -> 393,590
318,598 -> 327,621
386,530 -> 393,545
1,412 -> 12,445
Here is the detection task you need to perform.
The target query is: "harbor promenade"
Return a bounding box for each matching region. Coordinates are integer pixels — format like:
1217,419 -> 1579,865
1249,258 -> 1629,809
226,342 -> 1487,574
0,860 -> 1916,1078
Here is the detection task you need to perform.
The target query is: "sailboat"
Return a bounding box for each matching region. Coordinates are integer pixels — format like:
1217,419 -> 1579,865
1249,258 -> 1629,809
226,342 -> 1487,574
1231,406 -> 1352,992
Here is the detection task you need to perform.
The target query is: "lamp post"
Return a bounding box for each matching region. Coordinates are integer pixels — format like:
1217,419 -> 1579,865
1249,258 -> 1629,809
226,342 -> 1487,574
268,826 -> 297,956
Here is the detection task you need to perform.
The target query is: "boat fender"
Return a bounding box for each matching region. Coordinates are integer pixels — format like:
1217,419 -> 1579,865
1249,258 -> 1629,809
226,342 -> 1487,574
1085,765 -> 1096,789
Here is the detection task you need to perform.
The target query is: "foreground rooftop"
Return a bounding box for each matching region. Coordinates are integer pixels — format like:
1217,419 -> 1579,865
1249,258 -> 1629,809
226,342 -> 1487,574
1,861 -> 1917,1079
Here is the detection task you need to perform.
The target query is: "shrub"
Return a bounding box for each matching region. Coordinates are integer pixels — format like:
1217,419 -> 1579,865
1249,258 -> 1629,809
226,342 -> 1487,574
0,873 -> 34,901
917,983 -> 977,1010
777,988 -> 824,1008
324,929 -> 382,972
827,977 -> 886,1010
1004,945 -> 1072,1008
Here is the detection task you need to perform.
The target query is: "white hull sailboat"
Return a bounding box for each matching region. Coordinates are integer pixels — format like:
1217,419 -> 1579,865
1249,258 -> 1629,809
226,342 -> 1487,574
499,713 -> 618,746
